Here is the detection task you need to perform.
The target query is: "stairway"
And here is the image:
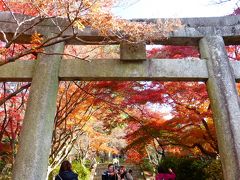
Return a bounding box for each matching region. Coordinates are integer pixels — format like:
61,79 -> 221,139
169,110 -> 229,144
93,163 -> 145,180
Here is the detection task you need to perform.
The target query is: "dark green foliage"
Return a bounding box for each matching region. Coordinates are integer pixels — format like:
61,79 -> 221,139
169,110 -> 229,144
141,158 -> 155,173
0,160 -> 12,180
84,159 -> 92,169
0,160 -> 5,172
155,156 -> 223,180
203,159 -> 223,180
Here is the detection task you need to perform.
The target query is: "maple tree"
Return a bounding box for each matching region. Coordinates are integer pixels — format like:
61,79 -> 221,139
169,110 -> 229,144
0,1 -> 181,171
1,2 -> 240,179
47,80 -> 129,176
147,46 -> 199,59
1,42 -> 239,173
85,46 -> 217,163
120,81 -> 216,162
49,81 -> 100,175
0,0 -> 180,174
0,0 -> 181,66
0,80 -> 127,176
73,121 -> 126,164
122,49 -> 239,163
138,39 -> 240,160
0,82 -> 30,169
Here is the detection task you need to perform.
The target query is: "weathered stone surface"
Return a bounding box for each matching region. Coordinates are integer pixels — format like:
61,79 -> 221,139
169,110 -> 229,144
199,36 -> 240,180
59,59 -> 208,81
134,15 -> 240,27
2,59 -> 240,81
120,42 -> 146,60
0,12 -> 240,45
0,61 -> 35,81
12,41 -> 64,180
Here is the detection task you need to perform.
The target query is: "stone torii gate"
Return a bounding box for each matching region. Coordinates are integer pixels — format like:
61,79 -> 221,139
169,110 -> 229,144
0,12 -> 240,180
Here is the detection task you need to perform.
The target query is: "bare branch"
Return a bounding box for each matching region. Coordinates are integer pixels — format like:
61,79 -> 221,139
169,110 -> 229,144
0,83 -> 31,106
39,52 -> 89,61
0,30 -> 9,43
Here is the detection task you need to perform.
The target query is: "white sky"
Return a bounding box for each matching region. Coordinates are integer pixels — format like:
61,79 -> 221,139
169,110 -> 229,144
113,0 -> 239,18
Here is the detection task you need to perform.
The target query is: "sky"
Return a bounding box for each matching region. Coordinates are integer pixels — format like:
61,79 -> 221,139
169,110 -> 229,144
113,0 -> 239,18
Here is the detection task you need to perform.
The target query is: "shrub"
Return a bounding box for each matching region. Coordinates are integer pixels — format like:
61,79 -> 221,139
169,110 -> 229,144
204,159 -> 223,180
72,161 -> 90,180
155,156 -> 223,180
141,158 -> 155,173
48,167 -> 60,180
0,162 -> 12,180
0,160 -> 5,173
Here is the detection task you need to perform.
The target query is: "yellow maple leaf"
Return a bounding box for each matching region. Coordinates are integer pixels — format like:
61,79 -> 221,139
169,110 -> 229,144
197,100 -> 210,114
31,32 -> 43,45
74,21 -> 85,31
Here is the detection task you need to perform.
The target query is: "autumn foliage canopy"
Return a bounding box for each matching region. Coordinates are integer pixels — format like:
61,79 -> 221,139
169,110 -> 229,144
0,0 -> 240,173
